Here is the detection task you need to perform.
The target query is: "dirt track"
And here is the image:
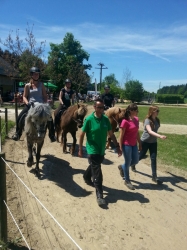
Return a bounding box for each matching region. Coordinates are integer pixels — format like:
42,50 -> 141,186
3,106 -> 187,250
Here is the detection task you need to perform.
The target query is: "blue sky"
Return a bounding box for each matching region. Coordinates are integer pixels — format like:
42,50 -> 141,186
0,0 -> 187,92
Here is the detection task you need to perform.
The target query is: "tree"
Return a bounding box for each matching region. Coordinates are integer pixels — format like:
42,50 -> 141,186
47,33 -> 92,91
125,80 -> 144,102
122,67 -> 133,88
0,23 -> 46,80
102,74 -> 119,87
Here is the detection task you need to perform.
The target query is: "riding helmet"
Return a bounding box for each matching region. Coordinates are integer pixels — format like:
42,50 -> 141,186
30,67 -> 40,74
65,79 -> 71,84
104,85 -> 110,90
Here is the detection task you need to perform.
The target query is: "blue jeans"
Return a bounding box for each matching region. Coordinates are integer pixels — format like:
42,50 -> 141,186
122,145 -> 139,181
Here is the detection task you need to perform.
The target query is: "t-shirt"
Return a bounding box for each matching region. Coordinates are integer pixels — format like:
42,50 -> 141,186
141,118 -> 160,143
61,88 -> 75,107
120,117 -> 139,146
82,112 -> 112,155
101,93 -> 114,107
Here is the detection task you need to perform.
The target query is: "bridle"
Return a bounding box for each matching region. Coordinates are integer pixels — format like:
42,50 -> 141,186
111,115 -> 120,126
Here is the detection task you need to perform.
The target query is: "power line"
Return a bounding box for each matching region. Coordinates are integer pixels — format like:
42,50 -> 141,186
95,62 -> 108,90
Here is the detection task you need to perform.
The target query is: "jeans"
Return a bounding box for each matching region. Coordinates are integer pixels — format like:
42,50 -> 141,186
122,145 -> 139,181
139,141 -> 157,177
84,154 -> 104,198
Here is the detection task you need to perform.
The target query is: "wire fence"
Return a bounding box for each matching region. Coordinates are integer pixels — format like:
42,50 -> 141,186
1,156 -> 82,250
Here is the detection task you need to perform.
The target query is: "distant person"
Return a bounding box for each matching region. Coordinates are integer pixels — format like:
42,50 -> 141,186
12,67 -> 56,142
54,79 -> 75,127
101,85 -> 115,110
131,106 -> 167,184
78,98 -> 122,206
118,104 -> 141,190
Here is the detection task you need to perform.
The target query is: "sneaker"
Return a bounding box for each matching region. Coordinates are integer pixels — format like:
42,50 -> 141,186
152,177 -> 163,185
124,180 -> 135,190
131,165 -> 137,172
50,136 -> 56,142
12,133 -> 20,141
118,165 -> 124,177
83,177 -> 94,187
97,197 -> 106,206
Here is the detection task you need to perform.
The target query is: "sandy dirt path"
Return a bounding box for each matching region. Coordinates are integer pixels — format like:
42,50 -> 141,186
3,105 -> 187,250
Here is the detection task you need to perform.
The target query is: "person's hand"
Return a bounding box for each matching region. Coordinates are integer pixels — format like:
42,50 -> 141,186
160,135 -> 167,140
138,143 -> 142,151
78,148 -> 83,157
62,104 -> 67,109
26,102 -> 34,108
116,147 -> 122,157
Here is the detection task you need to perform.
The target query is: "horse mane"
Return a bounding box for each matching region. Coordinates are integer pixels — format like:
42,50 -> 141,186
25,103 -> 52,135
105,106 -> 126,123
61,104 -> 88,127
105,107 -> 122,117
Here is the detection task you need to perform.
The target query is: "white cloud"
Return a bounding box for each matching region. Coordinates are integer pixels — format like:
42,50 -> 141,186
1,22 -> 187,62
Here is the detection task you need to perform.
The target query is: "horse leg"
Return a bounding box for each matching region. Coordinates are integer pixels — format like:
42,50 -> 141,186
56,126 -> 61,143
35,141 -> 44,177
70,131 -> 77,155
61,131 -> 67,153
27,140 -> 34,167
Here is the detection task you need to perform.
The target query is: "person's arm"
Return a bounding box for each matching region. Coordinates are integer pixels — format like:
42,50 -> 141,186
119,127 -> 125,152
112,95 -> 115,107
108,130 -> 122,156
23,84 -> 29,105
78,131 -> 86,157
71,93 -> 75,105
59,90 -> 63,104
137,131 -> 142,151
42,83 -> 47,103
146,124 -> 167,139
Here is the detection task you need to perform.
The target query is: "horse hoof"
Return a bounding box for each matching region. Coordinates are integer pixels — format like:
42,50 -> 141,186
27,161 -> 33,167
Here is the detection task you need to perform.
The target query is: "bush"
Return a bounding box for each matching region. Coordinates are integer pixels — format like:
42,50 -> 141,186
156,94 -> 184,104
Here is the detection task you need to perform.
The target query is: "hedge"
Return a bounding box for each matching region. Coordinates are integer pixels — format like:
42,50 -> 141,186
156,94 -> 184,104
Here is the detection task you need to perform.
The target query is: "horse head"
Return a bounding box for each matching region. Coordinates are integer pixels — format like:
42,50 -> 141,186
73,104 -> 88,128
105,107 -> 126,126
25,103 -> 52,138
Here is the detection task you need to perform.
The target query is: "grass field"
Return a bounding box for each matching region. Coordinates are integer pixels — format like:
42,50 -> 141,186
157,133 -> 187,170
115,131 -> 187,171
119,105 -> 187,125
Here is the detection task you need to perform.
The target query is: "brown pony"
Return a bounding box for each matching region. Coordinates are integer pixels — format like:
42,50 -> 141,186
105,107 -> 126,149
55,104 -> 87,154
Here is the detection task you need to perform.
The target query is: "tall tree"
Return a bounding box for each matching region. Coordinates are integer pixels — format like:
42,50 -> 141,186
0,23 -> 46,80
125,80 -> 144,102
102,74 -> 119,87
47,33 -> 92,90
122,67 -> 133,88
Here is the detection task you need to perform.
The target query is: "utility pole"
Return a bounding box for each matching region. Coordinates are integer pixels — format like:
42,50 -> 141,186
95,62 -> 108,91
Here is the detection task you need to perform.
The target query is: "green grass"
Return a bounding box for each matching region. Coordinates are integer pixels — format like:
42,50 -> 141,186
115,131 -> 187,171
1,120 -> 15,144
157,133 -> 187,170
118,105 -> 187,125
